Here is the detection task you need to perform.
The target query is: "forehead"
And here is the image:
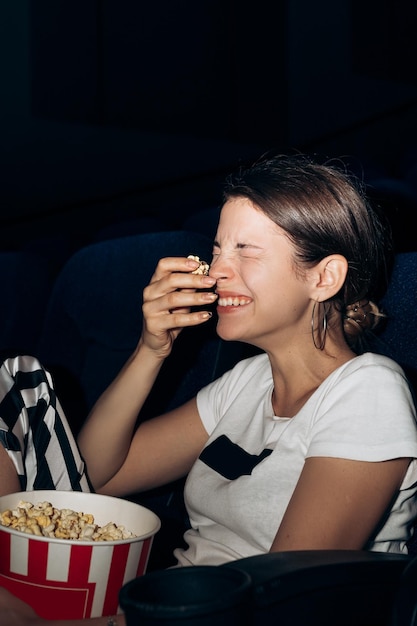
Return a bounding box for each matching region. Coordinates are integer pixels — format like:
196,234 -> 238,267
216,197 -> 282,239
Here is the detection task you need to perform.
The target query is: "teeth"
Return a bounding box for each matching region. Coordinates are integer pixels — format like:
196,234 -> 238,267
218,297 -> 251,307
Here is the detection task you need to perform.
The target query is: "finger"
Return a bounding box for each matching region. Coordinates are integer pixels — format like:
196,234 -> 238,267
143,290 -> 217,322
142,306 -> 213,355
144,274 -> 216,307
150,256 -> 203,283
162,308 -> 214,329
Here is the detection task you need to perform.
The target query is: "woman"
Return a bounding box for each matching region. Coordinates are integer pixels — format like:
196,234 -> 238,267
1,153 -> 417,624
78,152 -> 417,561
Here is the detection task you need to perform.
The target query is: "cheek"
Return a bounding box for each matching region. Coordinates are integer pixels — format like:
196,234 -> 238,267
245,266 -> 283,297
256,274 -> 308,316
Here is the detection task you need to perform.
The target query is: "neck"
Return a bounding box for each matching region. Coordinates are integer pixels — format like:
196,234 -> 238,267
268,342 -> 356,418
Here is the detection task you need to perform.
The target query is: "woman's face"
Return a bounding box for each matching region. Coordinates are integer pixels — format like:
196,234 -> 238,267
210,197 -> 314,349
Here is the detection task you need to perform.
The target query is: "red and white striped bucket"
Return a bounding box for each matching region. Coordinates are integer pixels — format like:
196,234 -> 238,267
0,490 -> 161,619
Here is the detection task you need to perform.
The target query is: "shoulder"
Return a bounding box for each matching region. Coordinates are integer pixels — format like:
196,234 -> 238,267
334,352 -> 408,382
320,352 -> 416,417
196,352 -> 270,429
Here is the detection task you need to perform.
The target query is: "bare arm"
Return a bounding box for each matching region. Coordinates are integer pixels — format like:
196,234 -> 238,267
95,396 -> 208,496
0,445 -> 21,496
77,256 -> 217,493
270,456 -> 410,551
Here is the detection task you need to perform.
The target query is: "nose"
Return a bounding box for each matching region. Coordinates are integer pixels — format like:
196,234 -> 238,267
209,254 -> 232,281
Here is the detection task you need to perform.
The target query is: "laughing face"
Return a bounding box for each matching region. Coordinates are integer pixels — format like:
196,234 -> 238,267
209,197 -> 314,350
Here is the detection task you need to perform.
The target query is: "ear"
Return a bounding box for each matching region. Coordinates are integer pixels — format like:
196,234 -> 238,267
310,255 -> 348,301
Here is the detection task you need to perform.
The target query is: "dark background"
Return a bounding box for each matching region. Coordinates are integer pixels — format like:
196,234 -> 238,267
1,0 -> 417,261
1,0 -> 417,568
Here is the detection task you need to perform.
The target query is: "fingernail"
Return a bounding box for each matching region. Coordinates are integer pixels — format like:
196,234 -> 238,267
202,292 -> 218,301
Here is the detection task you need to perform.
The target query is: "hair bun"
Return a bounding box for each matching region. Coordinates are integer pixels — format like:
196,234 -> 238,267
343,299 -> 384,339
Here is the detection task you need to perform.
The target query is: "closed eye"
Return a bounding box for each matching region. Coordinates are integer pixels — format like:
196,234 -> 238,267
212,241 -> 263,260
213,241 -> 262,252
236,243 -> 263,258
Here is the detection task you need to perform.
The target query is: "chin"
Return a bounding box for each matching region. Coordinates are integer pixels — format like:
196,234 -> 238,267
216,320 -> 245,343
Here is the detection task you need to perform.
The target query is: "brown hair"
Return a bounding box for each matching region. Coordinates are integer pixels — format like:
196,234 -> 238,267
223,153 -> 393,352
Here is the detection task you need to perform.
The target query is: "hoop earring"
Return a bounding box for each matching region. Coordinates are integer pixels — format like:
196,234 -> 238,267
311,301 -> 328,350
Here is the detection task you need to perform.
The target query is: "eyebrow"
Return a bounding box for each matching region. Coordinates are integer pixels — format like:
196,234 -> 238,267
213,240 -> 262,250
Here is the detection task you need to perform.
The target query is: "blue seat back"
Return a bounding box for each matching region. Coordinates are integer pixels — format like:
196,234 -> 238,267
372,252 -> 417,377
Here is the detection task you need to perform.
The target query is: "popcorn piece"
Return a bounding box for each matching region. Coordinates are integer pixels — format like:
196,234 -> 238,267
0,500 -> 137,542
187,254 -> 210,275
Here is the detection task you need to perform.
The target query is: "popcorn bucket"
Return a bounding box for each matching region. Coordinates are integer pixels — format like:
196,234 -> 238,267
0,490 -> 161,620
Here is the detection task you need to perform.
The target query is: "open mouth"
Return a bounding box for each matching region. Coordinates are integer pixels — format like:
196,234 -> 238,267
217,297 -> 252,307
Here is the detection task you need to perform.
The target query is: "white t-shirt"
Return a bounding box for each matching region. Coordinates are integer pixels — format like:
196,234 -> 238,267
174,352 -> 417,566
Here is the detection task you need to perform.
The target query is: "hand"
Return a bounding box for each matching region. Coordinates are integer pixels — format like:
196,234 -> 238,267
0,587 -> 41,626
142,256 -> 217,357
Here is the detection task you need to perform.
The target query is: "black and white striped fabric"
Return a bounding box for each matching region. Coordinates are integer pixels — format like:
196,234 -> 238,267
0,355 -> 91,492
